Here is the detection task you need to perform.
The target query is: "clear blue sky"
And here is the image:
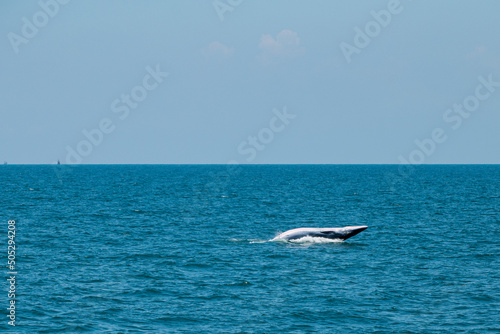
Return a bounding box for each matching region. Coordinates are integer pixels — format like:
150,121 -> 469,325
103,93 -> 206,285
1,0 -> 500,164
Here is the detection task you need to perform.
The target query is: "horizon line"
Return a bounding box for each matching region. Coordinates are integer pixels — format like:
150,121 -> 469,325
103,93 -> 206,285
2,163 -> 500,166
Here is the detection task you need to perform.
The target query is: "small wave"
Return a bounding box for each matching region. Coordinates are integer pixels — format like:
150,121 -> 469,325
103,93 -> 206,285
249,239 -> 268,244
229,238 -> 268,244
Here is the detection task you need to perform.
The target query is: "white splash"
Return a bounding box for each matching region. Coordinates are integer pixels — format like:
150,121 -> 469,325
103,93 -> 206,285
271,236 -> 344,244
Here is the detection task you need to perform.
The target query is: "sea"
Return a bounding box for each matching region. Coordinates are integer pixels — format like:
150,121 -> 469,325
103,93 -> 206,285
1,165 -> 499,333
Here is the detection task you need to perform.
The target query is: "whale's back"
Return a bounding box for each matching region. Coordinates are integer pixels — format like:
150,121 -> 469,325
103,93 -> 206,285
271,226 -> 367,241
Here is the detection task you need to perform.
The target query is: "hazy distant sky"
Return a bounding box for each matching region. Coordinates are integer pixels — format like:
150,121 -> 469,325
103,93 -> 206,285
2,0 -> 500,164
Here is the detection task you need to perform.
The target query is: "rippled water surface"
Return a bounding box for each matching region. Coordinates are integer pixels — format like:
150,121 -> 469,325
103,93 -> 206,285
1,165 -> 499,333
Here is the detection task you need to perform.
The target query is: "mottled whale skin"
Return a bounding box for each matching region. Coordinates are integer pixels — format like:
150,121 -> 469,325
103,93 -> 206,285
271,225 -> 367,241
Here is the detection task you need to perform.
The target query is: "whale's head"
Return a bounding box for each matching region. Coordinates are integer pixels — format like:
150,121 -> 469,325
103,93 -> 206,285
318,225 -> 368,240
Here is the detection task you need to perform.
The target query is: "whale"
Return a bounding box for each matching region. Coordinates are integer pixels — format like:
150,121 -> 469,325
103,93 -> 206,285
271,225 -> 367,242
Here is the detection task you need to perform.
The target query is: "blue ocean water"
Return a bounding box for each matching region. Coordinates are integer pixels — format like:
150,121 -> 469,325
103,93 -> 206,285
1,165 -> 499,333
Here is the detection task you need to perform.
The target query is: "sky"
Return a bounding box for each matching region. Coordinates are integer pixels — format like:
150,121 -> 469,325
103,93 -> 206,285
1,0 -> 500,164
